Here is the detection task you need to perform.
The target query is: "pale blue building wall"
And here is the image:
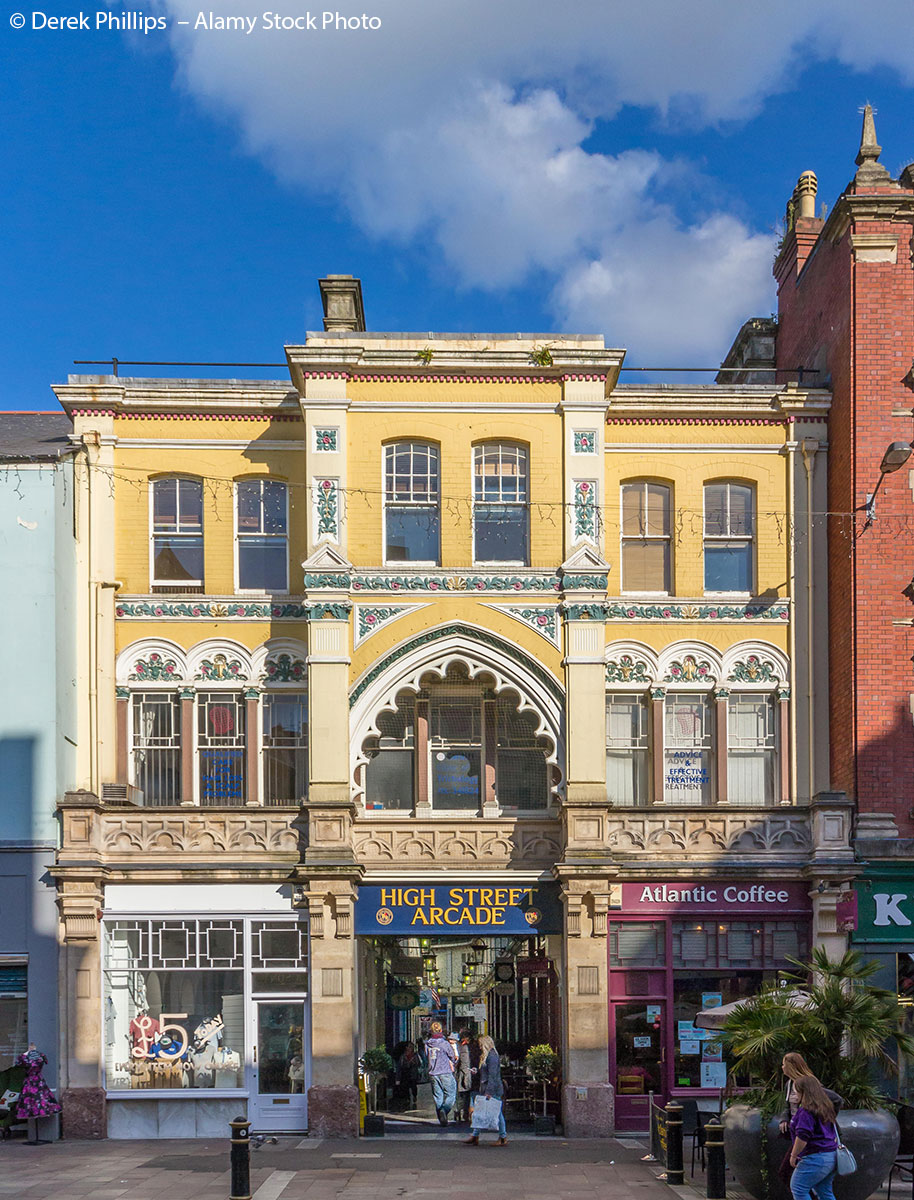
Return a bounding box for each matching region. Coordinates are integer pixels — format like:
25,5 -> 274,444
0,452 -> 76,1085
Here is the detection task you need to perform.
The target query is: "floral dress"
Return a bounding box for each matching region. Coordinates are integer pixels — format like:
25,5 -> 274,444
14,1051 -> 61,1118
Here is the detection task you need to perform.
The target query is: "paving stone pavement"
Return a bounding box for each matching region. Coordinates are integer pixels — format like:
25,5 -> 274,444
0,1134 -> 715,1200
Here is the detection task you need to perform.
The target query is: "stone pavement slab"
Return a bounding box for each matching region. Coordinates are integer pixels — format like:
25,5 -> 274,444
0,1135 -> 709,1200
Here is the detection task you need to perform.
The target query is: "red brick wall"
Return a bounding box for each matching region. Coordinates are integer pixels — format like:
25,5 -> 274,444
776,201 -> 914,833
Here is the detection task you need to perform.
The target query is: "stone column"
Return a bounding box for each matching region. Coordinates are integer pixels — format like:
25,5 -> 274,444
244,688 -> 260,806
483,696 -> 498,813
806,791 -> 858,960
415,699 -> 430,816
714,688 -> 729,804
57,874 -> 107,1138
777,686 -> 791,803
650,687 -> 665,801
300,881 -> 360,1136
556,874 -> 614,1137
115,689 -> 129,785
180,688 -> 195,805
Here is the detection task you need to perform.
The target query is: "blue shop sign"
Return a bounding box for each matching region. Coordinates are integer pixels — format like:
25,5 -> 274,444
356,881 -> 561,935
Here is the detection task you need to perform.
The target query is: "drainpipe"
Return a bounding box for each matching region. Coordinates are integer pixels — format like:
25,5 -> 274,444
786,436 -> 799,804
82,431 -> 100,794
801,439 -> 819,801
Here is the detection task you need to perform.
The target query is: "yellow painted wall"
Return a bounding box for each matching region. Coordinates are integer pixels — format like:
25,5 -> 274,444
346,409 -> 564,568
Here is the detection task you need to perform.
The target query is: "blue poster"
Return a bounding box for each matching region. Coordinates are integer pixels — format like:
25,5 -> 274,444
355,881 -> 562,934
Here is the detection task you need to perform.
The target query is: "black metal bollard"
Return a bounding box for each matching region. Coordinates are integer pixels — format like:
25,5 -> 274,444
665,1101 -> 684,1186
705,1117 -> 726,1199
230,1115 -> 252,1200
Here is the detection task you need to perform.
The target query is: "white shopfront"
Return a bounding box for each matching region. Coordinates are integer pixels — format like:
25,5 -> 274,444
102,884 -> 310,1138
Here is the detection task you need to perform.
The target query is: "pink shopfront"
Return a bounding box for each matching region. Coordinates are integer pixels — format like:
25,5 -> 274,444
608,879 -> 811,1131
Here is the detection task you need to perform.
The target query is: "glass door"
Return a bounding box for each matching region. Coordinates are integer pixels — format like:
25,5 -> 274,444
611,1000 -> 665,1132
249,1000 -> 308,1132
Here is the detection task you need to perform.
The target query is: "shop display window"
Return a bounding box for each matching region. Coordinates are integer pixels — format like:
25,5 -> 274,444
0,963 -> 28,1068
103,917 -> 308,1092
672,972 -> 763,1088
608,922 -> 666,968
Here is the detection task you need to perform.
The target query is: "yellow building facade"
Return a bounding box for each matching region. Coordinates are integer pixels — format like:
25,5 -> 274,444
53,278 -> 853,1140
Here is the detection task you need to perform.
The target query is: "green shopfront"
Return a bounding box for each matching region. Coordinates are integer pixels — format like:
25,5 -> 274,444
851,866 -> 914,1103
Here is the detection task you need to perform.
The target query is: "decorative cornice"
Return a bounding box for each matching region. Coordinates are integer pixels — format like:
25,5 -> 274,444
563,603 -> 609,621
351,572 -> 562,593
72,411 -> 301,421
117,598 -> 310,620
606,600 -> 789,622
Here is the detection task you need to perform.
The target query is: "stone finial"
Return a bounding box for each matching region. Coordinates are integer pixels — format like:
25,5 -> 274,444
855,104 -> 891,184
318,275 -> 366,332
796,170 -> 818,219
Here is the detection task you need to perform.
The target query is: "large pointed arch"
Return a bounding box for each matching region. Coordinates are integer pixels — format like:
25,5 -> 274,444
349,622 -> 565,804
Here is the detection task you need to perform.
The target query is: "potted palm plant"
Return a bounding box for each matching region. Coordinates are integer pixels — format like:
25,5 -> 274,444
525,1044 -> 560,1135
718,948 -> 912,1200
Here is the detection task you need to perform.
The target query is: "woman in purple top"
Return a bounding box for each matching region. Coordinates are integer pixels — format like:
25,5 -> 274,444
789,1076 -> 839,1200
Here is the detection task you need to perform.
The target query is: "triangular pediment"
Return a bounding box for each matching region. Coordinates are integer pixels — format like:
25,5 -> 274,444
561,544 -> 611,574
301,543 -> 353,572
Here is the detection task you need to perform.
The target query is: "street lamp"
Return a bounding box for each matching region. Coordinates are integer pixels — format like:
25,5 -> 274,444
865,441 -> 912,525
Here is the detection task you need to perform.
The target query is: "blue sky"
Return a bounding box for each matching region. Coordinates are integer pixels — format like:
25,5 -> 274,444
3,1 -> 914,410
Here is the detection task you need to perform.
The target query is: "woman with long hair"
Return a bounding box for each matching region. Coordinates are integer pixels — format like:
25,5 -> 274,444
788,1075 -> 839,1200
464,1035 -> 507,1147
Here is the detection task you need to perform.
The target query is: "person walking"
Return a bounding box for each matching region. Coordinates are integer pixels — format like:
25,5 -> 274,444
779,1053 -> 843,1134
425,1021 -> 458,1126
454,1030 -> 474,1124
398,1041 -> 421,1109
788,1075 -> 839,1200
464,1034 -> 507,1146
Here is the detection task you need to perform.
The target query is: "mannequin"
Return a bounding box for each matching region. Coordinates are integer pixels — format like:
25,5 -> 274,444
15,1043 -> 60,1145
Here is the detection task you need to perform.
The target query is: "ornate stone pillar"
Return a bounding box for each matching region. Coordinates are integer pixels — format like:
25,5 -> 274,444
555,873 -> 615,1137
244,687 -> 260,806
714,687 -> 729,804
777,685 -> 791,803
180,687 -> 195,805
805,791 -> 858,960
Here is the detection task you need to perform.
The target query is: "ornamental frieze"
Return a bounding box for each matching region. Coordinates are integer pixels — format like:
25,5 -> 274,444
484,604 -> 560,647
352,821 -> 562,868
728,654 -> 779,683
605,655 -> 651,684
605,810 -> 811,860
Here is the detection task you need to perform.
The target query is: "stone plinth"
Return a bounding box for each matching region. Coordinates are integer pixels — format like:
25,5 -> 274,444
61,1087 -> 106,1139
561,1082 -> 613,1137
308,1085 -> 359,1137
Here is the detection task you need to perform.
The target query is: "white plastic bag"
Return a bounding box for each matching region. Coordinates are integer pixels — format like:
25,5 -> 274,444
471,1095 -> 502,1132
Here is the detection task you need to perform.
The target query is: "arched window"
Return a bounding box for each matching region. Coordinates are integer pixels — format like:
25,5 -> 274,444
151,477 -> 203,591
473,443 -> 529,563
363,669 -> 549,813
236,479 -> 288,592
621,482 -> 671,593
704,482 -> 754,593
384,442 -> 440,564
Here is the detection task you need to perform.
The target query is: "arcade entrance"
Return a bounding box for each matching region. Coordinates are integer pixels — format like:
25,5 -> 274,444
358,933 -> 561,1132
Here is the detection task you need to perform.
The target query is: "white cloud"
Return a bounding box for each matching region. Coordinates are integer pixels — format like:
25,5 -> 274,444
150,0 -> 914,361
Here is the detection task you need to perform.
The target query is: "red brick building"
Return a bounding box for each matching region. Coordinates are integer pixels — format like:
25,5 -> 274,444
728,107 -> 914,849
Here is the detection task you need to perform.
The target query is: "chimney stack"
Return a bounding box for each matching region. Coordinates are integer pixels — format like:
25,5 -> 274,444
318,275 -> 366,332
796,171 -> 818,219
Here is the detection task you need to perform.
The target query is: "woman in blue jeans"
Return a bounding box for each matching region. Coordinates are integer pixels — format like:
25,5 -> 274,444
789,1076 -> 839,1200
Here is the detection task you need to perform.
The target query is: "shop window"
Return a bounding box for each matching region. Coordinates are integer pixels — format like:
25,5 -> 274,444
0,963 -> 28,1066
495,700 -> 547,809
664,693 -> 713,804
197,692 -> 246,805
606,693 -> 650,805
263,692 -> 308,804
673,920 -> 808,970
131,692 -> 181,806
608,921 -> 666,968
430,696 -> 481,810
899,954 -> 914,1104
365,698 -> 415,811
236,479 -> 288,592
672,972 -> 764,1089
704,482 -> 754,593
151,477 -> 204,592
728,693 -> 776,804
384,442 -> 440,563
104,919 -> 246,1091
621,481 -> 671,593
473,443 -> 529,563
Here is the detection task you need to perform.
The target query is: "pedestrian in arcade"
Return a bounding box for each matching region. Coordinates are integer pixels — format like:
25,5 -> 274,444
788,1075 -> 839,1200
464,1034 -> 507,1146
454,1030 -> 474,1124
426,1020 -> 458,1126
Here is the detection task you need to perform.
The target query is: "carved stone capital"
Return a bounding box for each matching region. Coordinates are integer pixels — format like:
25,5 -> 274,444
57,876 -> 104,943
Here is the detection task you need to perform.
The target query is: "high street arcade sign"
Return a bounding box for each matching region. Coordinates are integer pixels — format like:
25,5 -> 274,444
355,882 -> 561,935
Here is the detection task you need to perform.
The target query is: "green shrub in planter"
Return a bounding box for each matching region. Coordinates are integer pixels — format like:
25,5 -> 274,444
525,1044 -> 560,1117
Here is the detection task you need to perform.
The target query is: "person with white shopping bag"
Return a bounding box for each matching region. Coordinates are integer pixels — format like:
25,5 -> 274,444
464,1035 -> 507,1146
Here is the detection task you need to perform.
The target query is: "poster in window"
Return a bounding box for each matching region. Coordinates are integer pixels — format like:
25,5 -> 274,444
700,1062 -> 727,1088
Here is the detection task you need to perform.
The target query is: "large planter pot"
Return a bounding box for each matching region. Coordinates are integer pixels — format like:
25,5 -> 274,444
723,1105 -> 899,1200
